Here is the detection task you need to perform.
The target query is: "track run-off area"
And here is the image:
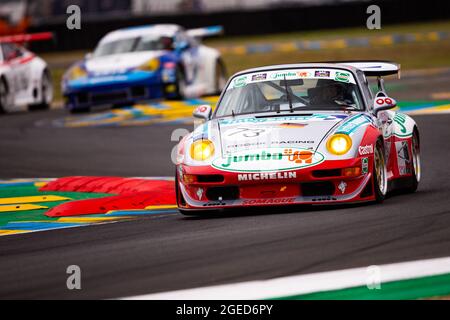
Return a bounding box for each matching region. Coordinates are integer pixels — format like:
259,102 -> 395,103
0,70 -> 450,299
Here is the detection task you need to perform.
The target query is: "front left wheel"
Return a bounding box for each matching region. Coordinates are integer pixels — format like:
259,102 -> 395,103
373,140 -> 388,203
405,129 -> 421,193
166,66 -> 187,100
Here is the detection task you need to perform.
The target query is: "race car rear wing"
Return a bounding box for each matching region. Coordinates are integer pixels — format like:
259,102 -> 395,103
340,61 -> 400,78
335,60 -> 400,95
0,32 -> 53,44
186,26 -> 224,39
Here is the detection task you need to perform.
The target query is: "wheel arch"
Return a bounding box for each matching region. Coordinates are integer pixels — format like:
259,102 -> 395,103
392,112 -> 417,139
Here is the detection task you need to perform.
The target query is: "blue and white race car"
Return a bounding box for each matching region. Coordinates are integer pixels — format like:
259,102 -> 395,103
62,24 -> 227,112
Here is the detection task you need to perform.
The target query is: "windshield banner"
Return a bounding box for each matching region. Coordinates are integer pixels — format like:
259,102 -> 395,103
228,68 -> 356,90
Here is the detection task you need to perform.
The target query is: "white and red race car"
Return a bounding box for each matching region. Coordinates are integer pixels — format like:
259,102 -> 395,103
0,32 -> 53,113
175,61 -> 421,214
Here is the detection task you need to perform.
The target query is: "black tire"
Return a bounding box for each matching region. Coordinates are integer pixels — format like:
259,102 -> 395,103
29,70 -> 52,111
373,139 -> 388,203
0,77 -> 9,114
112,102 -> 129,109
405,128 -> 421,193
70,107 -> 91,114
214,58 -> 227,94
166,66 -> 186,100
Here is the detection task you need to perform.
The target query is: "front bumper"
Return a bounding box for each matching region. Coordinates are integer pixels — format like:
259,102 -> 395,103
63,71 -> 176,110
177,157 -> 375,210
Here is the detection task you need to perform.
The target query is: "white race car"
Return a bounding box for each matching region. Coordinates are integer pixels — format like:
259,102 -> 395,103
0,33 -> 53,113
176,61 -> 421,214
62,24 -> 227,112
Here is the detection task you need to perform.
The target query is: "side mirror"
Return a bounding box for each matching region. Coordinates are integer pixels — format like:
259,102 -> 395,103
373,96 -> 397,115
193,105 -> 212,121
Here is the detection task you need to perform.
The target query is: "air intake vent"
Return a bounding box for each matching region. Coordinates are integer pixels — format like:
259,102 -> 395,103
312,169 -> 342,178
197,175 -> 224,183
301,181 -> 335,196
206,186 -> 239,200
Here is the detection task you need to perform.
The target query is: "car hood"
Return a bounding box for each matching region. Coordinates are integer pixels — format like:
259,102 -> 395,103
216,113 -> 350,157
84,51 -> 163,74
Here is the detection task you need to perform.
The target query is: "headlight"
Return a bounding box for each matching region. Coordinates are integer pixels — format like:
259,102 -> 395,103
327,134 -> 352,155
68,65 -> 87,81
190,140 -> 215,161
138,58 -> 160,72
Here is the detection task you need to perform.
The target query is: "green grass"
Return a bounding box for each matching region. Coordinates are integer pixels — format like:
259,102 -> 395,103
205,20 -> 450,45
46,20 -> 450,103
271,272 -> 450,300
221,40 -> 450,76
50,68 -> 65,105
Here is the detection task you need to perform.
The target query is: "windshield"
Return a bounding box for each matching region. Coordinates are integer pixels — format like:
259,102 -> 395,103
215,68 -> 364,118
93,35 -> 173,57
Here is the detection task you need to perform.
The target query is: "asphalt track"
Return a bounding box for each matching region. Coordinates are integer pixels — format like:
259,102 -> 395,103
1,74 -> 450,299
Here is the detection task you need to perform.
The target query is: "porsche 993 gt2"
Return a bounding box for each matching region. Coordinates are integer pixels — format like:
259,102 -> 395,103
175,61 -> 421,214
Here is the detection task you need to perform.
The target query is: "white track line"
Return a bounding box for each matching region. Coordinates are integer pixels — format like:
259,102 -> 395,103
124,256 -> 450,300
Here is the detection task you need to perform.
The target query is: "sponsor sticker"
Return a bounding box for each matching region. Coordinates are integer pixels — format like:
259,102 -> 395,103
196,188 -> 204,200
335,71 -> 351,83
297,71 -> 311,77
238,172 -> 297,181
251,73 -> 267,81
394,113 -> 408,135
336,114 -> 371,135
242,198 -> 295,205
362,157 -> 369,174
233,75 -> 247,88
358,144 -> 374,156
212,147 -> 325,173
338,181 -> 347,194
395,141 -> 411,175
269,71 -> 298,80
315,70 -> 331,78
219,114 -> 347,126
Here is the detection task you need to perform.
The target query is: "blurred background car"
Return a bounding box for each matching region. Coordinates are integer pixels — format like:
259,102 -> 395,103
61,24 -> 226,113
0,0 -> 448,113
0,33 -> 53,113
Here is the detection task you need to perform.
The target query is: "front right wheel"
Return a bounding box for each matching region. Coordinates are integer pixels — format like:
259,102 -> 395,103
29,71 -> 53,111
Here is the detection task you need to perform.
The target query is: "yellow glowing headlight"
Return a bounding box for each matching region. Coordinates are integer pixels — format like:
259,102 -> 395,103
327,134 -> 352,155
68,66 -> 87,80
190,140 -> 215,161
138,58 -> 160,72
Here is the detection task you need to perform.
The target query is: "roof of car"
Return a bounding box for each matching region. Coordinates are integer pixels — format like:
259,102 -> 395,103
234,63 -> 358,76
99,24 -> 181,44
